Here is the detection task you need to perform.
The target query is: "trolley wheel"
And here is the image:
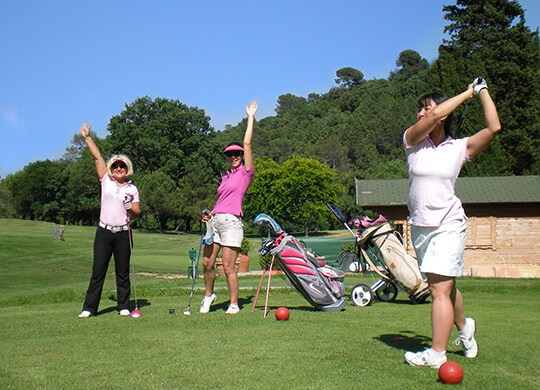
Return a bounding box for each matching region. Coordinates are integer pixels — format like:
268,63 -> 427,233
350,284 -> 373,307
375,281 -> 398,302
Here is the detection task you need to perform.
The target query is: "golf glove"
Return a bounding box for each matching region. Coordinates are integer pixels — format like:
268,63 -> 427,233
123,198 -> 132,210
473,77 -> 488,95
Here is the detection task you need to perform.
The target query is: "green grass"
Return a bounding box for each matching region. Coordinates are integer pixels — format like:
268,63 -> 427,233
0,219 -> 539,389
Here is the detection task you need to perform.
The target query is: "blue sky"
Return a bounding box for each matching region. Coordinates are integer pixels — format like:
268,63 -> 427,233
1,1 -> 538,178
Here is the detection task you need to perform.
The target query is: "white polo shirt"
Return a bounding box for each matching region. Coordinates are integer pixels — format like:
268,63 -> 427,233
404,130 -> 470,227
99,173 -> 140,227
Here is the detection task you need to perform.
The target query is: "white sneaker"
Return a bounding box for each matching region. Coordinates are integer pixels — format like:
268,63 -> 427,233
453,317 -> 478,358
404,348 -> 447,368
200,293 -> 216,313
78,310 -> 92,318
225,304 -> 240,315
119,309 -> 131,316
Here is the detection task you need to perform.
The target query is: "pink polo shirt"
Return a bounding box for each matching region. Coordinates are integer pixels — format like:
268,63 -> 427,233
404,130 -> 470,227
212,164 -> 254,217
99,173 -> 140,226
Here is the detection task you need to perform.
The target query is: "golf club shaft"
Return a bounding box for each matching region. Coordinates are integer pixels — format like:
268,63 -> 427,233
127,218 -> 138,306
263,255 -> 275,318
186,223 -> 206,309
252,266 -> 266,312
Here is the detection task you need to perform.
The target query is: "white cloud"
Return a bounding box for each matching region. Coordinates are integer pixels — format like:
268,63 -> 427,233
1,105 -> 25,129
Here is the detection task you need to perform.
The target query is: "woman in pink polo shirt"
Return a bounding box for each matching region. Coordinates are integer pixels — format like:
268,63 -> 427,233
200,101 -> 257,315
77,121 -> 141,318
402,79 -> 501,367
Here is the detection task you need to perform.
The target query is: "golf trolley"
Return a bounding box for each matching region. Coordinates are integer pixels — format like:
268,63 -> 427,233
326,202 -> 430,307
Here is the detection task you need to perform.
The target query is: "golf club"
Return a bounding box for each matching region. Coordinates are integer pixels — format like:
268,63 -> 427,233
263,254 -> 275,318
254,213 -> 283,234
252,266 -> 267,312
126,212 -> 142,318
183,209 -> 210,315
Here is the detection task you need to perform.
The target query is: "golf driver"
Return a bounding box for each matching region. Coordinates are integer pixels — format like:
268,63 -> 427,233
126,212 -> 142,318
184,209 -> 210,315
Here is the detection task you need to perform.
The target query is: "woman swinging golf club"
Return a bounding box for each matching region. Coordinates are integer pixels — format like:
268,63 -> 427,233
403,78 -> 501,367
78,121 -> 141,318
200,101 -> 257,315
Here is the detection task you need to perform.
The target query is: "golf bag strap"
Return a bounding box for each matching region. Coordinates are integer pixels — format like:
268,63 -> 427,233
360,247 -> 390,280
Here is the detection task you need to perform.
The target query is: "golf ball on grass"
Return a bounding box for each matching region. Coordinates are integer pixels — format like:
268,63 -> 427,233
438,361 -> 463,384
275,307 -> 290,320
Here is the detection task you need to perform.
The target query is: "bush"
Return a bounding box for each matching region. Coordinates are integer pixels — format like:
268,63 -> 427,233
240,237 -> 251,255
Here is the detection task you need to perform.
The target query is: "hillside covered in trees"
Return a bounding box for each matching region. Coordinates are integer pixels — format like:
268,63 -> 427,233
1,0 -> 539,233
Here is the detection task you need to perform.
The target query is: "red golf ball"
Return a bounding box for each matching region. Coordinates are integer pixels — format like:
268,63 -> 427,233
438,361 -> 464,384
275,307 -> 290,321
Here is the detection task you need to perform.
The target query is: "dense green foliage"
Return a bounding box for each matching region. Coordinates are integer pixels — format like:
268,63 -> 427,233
1,0 -> 538,232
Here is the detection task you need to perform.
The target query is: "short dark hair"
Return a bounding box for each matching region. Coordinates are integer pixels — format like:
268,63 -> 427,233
417,93 -> 455,138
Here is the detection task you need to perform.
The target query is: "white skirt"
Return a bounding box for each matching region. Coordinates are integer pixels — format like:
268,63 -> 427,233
411,218 -> 467,277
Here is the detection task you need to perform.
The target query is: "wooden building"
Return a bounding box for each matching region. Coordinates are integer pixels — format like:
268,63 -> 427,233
354,176 -> 540,278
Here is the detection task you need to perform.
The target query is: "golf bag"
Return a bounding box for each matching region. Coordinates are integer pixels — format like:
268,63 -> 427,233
327,202 -> 430,305
266,233 -> 347,311
354,218 -> 430,302
254,212 -> 346,312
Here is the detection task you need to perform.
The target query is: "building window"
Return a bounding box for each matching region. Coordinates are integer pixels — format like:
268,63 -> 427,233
465,216 -> 497,250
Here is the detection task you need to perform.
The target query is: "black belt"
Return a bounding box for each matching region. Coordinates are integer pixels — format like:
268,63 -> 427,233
99,221 -> 129,233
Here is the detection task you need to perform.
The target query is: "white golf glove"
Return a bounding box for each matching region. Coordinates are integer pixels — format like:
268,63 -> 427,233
123,197 -> 132,210
473,77 -> 488,95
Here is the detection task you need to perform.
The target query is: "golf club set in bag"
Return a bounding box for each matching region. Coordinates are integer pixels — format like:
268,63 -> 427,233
252,213 -> 347,314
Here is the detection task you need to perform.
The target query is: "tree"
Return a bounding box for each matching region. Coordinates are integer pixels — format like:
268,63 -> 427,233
107,96 -> 218,181
244,156 -> 343,236
177,160 -> 219,232
390,50 -> 429,79
432,0 -> 540,175
275,93 -> 307,115
0,178 -> 16,218
137,170 -> 182,233
5,160 -> 67,221
335,67 -> 364,89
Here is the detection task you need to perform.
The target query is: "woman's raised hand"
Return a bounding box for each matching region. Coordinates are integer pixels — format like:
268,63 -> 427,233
246,101 -> 258,118
80,121 -> 91,138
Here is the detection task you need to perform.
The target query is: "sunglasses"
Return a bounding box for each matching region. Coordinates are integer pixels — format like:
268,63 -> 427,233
225,151 -> 243,158
111,162 -> 127,169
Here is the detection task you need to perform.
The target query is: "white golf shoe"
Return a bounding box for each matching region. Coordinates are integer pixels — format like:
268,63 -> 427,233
453,317 -> 478,358
225,304 -> 240,315
404,348 -> 447,368
78,310 -> 92,318
200,293 -> 216,313
119,309 -> 131,316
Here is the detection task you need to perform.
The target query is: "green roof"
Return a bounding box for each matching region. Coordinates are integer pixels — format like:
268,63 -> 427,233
355,176 -> 540,206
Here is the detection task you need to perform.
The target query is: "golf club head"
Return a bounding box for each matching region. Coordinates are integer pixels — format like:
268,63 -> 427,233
130,307 -> 142,318
254,213 -> 283,234
326,202 -> 347,224
183,308 -> 191,316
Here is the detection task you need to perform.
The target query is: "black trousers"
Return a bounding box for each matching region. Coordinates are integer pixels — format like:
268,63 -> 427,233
82,227 -> 131,314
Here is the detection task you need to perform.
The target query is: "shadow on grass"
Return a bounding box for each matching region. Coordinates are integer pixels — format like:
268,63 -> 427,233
210,295 -> 257,313
375,331 -> 431,352
96,295 -> 151,316
373,297 -> 431,306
